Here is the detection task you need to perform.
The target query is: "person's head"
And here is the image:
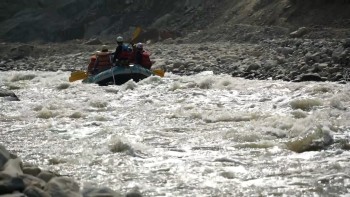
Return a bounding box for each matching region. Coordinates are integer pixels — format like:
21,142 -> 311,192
136,42 -> 143,50
116,36 -> 123,45
101,45 -> 108,52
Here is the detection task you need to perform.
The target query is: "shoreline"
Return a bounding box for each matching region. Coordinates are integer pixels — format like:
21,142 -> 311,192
0,36 -> 349,83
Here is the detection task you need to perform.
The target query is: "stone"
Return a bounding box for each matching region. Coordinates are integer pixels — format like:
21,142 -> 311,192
19,174 -> 46,190
290,27 -> 308,38
343,39 -> 350,48
45,177 -> 80,197
126,190 -> 143,197
84,38 -> 102,45
0,193 -> 27,197
24,186 -> 51,197
294,73 -> 325,82
277,47 -> 294,56
245,62 -> 261,72
0,173 -> 25,195
37,171 -> 57,183
23,167 -> 41,177
0,88 -> 20,101
2,158 -> 23,177
8,45 -> 34,60
82,187 -> 123,197
0,145 -> 12,169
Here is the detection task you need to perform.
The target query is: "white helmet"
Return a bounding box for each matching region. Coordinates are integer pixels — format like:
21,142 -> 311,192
101,45 -> 108,51
136,42 -> 143,49
116,36 -> 123,42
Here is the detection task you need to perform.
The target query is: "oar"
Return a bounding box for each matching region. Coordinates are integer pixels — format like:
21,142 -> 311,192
71,70 -> 86,77
131,27 -> 142,43
152,69 -> 165,77
69,71 -> 88,82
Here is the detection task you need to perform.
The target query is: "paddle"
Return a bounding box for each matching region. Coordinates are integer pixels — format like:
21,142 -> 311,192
130,26 -> 142,44
69,71 -> 88,82
152,69 -> 165,77
131,30 -> 166,77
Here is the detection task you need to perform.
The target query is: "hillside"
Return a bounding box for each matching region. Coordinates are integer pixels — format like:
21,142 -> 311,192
1,0 -> 350,43
0,0 -> 349,85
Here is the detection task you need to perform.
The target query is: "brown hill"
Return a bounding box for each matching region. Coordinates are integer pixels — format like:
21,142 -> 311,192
0,0 -> 349,42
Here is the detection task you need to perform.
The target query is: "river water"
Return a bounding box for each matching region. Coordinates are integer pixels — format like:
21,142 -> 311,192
1,71 -> 350,196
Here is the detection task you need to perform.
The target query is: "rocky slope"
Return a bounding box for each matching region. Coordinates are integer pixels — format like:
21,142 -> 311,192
1,38 -> 349,83
0,0 -> 349,83
1,0 -> 350,42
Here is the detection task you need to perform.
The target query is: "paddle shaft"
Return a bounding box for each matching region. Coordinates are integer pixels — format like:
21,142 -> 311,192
110,56 -> 116,85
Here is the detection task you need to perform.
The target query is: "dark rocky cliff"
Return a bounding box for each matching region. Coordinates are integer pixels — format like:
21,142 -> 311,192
0,0 -> 349,42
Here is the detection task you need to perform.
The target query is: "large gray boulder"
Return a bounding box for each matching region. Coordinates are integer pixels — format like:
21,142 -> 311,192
45,177 -> 81,197
0,145 -> 12,169
0,173 -> 26,195
0,88 -> 19,101
82,187 -> 123,197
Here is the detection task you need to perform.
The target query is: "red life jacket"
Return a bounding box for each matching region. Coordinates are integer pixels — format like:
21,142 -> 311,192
141,51 -> 152,69
117,45 -> 132,60
87,55 -> 97,74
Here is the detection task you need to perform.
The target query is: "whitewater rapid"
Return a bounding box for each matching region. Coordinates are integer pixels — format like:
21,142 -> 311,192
1,71 -> 350,196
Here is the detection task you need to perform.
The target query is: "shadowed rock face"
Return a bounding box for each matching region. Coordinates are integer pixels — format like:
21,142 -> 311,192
0,0 -> 349,42
0,0 -> 196,42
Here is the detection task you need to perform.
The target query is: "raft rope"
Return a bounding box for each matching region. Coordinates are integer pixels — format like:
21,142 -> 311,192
110,56 -> 116,85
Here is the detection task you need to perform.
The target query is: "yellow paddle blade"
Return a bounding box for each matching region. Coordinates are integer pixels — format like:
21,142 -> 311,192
71,70 -> 86,77
131,27 -> 142,43
69,71 -> 88,82
152,69 -> 165,77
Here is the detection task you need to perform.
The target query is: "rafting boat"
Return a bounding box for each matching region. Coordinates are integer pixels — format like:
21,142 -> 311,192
81,64 -> 153,86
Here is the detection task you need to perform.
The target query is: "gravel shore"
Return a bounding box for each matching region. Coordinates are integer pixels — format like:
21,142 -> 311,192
1,36 -> 349,83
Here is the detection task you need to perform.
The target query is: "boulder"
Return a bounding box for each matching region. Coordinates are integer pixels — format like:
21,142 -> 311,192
8,45 -> 34,60
22,166 -> 42,177
0,88 -> 20,101
0,193 -> 27,197
84,38 -> 103,45
37,171 -> 57,183
0,173 -> 26,195
290,27 -> 308,38
45,177 -> 81,197
343,38 -> 350,48
19,174 -> 46,190
24,186 -> 51,197
82,187 -> 123,197
1,158 -> 23,177
0,145 -> 12,169
294,73 -> 325,82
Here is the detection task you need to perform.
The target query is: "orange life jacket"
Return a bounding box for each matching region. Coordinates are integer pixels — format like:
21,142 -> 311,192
94,52 -> 112,71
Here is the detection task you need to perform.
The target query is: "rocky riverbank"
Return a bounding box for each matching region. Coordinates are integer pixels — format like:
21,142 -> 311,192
1,35 -> 349,83
0,144 -> 141,197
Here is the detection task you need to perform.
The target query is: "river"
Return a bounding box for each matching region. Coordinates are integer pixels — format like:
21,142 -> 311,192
1,71 -> 350,196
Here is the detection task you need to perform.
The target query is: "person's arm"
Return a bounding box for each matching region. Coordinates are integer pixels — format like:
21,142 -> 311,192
112,48 -> 117,63
93,57 -> 99,73
136,51 -> 142,64
112,46 -> 121,63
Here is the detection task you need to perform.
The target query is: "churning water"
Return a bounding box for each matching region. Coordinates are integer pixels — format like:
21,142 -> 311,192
1,71 -> 350,196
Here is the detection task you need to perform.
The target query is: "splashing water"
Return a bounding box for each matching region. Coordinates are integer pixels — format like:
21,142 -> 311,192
1,71 -> 350,196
